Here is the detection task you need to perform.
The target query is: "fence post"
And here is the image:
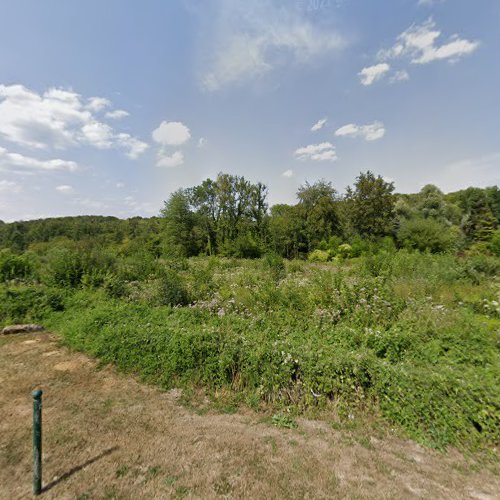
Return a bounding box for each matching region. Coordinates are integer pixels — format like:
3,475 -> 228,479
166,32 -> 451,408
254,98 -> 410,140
32,389 -> 43,496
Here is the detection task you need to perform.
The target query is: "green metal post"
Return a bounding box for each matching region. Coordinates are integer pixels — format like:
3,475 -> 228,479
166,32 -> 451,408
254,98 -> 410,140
32,389 -> 43,496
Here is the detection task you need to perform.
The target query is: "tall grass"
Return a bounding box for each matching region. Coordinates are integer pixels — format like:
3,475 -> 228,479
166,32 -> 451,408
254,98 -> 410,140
1,251 -> 499,450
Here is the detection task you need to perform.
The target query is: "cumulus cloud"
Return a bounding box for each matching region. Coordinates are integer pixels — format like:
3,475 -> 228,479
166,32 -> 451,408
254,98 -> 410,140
378,18 -> 479,65
86,96 -> 111,112
282,169 -> 294,177
335,121 -> 386,141
152,121 -> 191,146
358,63 -> 390,86
311,118 -> 327,132
200,1 -> 345,91
0,146 -> 78,172
55,184 -> 75,194
0,84 -> 147,158
105,109 -> 130,120
157,151 -> 184,168
294,142 -> 337,162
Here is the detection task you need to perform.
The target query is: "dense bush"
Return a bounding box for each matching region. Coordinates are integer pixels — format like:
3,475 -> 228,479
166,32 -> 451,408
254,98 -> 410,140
0,249 -> 36,282
307,249 -> 330,262
397,218 -> 459,253
0,286 -> 65,324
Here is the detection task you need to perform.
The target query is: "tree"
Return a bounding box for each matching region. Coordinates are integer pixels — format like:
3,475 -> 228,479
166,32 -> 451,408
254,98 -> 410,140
460,189 -> 497,242
416,184 -> 461,225
296,180 -> 341,251
345,171 -> 395,238
268,204 -> 304,258
165,173 -> 269,256
160,190 -> 200,257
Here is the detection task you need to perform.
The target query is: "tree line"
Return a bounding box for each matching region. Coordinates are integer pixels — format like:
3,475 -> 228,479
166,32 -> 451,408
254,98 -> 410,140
1,171 -> 499,258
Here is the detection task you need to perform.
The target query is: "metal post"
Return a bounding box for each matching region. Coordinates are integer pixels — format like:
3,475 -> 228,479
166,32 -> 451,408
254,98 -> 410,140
32,389 -> 42,496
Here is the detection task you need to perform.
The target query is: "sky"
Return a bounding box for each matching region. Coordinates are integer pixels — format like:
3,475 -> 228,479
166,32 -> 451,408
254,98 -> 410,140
0,0 -> 499,222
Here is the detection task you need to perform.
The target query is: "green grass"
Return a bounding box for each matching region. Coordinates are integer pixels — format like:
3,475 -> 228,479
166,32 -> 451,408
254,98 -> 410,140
1,251 -> 499,450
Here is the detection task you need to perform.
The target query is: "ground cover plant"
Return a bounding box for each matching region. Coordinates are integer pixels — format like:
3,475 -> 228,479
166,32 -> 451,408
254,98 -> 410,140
1,173 -> 499,452
1,251 -> 498,451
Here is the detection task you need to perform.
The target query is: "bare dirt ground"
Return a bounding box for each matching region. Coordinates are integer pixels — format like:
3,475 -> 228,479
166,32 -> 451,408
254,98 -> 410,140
0,332 -> 498,500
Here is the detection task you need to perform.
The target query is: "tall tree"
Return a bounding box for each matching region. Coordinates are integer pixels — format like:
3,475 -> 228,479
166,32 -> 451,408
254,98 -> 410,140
160,189 -> 200,257
345,171 -> 395,238
296,180 -> 340,251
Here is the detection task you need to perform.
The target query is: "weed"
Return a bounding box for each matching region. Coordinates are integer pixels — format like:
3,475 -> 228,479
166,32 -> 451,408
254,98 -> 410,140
115,464 -> 129,478
272,413 -> 298,429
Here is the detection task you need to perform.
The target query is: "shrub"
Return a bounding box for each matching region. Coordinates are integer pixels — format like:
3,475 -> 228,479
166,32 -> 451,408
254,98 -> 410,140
156,268 -> 190,306
263,253 -> 286,281
0,249 -> 36,282
488,229 -> 500,256
307,249 -> 330,263
0,286 -> 65,325
337,244 -> 353,259
397,218 -> 458,253
44,247 -> 85,287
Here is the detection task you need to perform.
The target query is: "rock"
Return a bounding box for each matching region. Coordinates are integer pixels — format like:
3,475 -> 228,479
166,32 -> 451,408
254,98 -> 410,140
1,324 -> 45,335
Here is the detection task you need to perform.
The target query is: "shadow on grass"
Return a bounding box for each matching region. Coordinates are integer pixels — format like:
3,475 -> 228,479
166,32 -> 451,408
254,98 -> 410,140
41,446 -> 119,493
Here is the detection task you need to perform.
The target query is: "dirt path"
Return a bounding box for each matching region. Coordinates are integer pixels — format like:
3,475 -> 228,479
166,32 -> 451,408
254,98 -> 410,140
0,332 -> 498,499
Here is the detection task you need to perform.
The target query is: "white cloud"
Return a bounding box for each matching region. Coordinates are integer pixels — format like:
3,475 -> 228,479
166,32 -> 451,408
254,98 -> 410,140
81,121 -> 114,149
157,151 -> 184,168
378,18 -> 479,65
0,146 -> 78,172
282,169 -> 294,177
116,133 -> 150,159
0,84 -> 148,158
116,182 -> 125,188
152,121 -> 191,146
294,142 -> 337,162
200,1 -> 345,91
197,137 -> 207,148
86,97 -> 111,112
55,184 -> 75,194
358,63 -> 390,86
390,70 -> 410,83
105,109 -> 130,120
0,180 -> 21,193
335,121 -> 386,141
311,118 -> 327,132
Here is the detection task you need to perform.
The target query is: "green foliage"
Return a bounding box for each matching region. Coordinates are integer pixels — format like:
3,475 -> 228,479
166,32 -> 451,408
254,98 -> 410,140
263,253 -> 286,282
0,249 -> 36,282
336,244 -> 353,259
307,249 -> 330,262
344,171 -> 395,238
489,229 -> 500,256
0,286 -> 64,325
271,413 -> 298,429
397,218 -> 459,253
1,174 -> 500,452
3,250 -> 495,451
156,268 -> 190,306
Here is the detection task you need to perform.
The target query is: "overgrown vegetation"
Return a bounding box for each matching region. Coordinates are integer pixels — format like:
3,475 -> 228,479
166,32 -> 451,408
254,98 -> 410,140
1,172 -> 499,451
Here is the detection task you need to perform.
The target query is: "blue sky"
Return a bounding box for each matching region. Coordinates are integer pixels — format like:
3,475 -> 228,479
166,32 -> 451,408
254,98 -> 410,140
0,0 -> 499,221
